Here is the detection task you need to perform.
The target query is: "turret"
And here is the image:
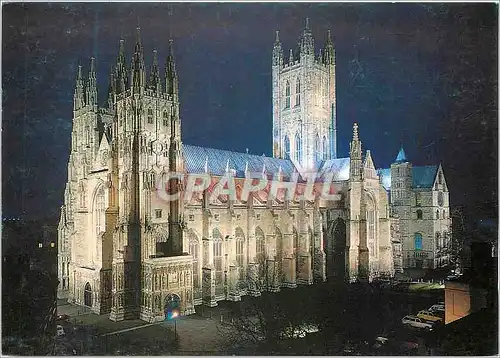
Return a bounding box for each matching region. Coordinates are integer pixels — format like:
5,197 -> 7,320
323,29 -> 335,65
298,18 -> 315,63
107,69 -> 115,110
115,39 -> 128,94
148,49 -> 162,94
272,30 -> 283,67
165,39 -> 179,99
86,57 -> 97,107
130,27 -> 146,93
73,65 -> 85,111
349,123 -> 363,181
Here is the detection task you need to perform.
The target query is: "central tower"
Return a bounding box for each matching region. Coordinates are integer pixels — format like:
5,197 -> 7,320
272,19 -> 337,170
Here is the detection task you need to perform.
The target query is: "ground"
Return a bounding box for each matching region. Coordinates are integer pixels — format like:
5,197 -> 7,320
56,281 -> 445,355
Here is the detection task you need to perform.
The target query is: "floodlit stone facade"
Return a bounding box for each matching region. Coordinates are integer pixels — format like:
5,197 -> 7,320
58,21 -> 396,322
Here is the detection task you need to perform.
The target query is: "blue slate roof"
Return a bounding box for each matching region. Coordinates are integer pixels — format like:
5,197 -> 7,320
182,145 -> 298,179
376,165 -> 439,190
395,147 -> 408,163
412,165 -> 438,188
317,158 -> 350,181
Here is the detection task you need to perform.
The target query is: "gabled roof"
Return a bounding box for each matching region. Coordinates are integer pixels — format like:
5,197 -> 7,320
317,158 -> 350,182
376,165 -> 439,190
182,145 -> 298,179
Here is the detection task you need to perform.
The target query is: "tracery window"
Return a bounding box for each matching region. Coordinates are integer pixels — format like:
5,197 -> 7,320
162,110 -> 168,126
295,133 -> 302,162
147,108 -> 153,124
235,228 -> 244,280
188,232 -> 200,292
284,135 -> 291,160
213,229 -> 223,293
367,210 -> 376,257
414,233 -> 423,251
322,136 -> 328,160
295,78 -> 301,107
94,186 -> 105,237
285,81 -> 291,109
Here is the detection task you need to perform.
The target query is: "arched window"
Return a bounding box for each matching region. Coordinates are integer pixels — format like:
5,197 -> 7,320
94,186 -> 105,237
256,227 -> 266,279
295,133 -> 302,162
322,136 -> 328,160
147,108 -> 153,124
162,110 -> 168,126
436,232 -> 441,249
212,229 -> 223,293
442,210 -> 446,219
314,134 -> 320,162
367,210 -> 376,256
295,78 -> 301,107
416,209 -> 423,220
436,210 -> 439,220
414,233 -> 423,251
285,81 -> 291,109
84,282 -> 92,307
284,135 -> 290,160
235,228 -> 245,280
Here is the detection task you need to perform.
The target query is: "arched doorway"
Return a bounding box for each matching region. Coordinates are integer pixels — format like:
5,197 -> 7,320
84,282 -> 92,307
326,218 -> 347,282
164,293 -> 181,320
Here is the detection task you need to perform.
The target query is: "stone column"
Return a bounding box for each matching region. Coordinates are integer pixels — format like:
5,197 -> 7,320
227,265 -> 241,301
282,233 -> 297,288
266,259 -> 280,292
202,238 -> 217,307
313,209 -> 326,282
247,262 -> 261,296
297,210 -> 312,285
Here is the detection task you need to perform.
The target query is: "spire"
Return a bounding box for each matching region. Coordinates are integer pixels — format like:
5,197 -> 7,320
395,146 -> 408,163
289,48 -> 294,63
107,69 -> 115,109
131,27 -> 146,92
165,38 -> 178,98
349,123 -> 363,181
73,64 -> 85,111
86,57 -> 97,107
299,17 -> 314,57
148,49 -> 162,94
272,30 -> 283,67
323,29 -> 335,65
115,39 -> 128,93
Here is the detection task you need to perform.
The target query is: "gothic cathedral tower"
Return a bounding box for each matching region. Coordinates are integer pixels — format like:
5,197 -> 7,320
272,19 -> 337,170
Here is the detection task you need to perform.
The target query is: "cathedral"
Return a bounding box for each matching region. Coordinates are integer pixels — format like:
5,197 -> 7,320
57,20 -> 447,322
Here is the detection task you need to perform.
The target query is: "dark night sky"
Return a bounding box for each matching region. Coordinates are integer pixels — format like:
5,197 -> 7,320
2,3 -> 498,220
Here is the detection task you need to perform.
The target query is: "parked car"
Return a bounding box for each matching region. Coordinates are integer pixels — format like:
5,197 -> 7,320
401,315 -> 434,330
429,304 -> 445,315
417,310 -> 443,323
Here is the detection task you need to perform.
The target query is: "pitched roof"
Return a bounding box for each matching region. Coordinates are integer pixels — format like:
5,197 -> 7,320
317,158 -> 350,182
376,165 -> 439,190
182,145 -> 298,179
412,165 -> 438,188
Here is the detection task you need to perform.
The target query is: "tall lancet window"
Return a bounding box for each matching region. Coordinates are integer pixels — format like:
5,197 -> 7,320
212,229 -> 223,294
314,134 -> 320,162
295,78 -> 301,107
367,210 -> 376,257
284,135 -> 291,160
323,136 -> 328,160
295,133 -> 302,162
285,81 -> 291,109
94,186 -> 105,237
235,228 -> 245,280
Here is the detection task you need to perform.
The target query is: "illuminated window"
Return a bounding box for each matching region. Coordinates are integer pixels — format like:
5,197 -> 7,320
50,242 -> 55,248
38,242 -> 43,248
295,78 -> 301,107
235,228 -> 245,280
367,210 -> 376,257
155,209 -> 162,219
284,135 -> 290,160
213,229 -> 223,293
295,133 -> 302,161
314,133 -> 320,162
162,110 -> 168,126
416,209 -> 423,220
147,108 -> 153,124
94,186 -> 105,237
188,232 -> 199,290
285,81 -> 291,109
414,233 -> 423,251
